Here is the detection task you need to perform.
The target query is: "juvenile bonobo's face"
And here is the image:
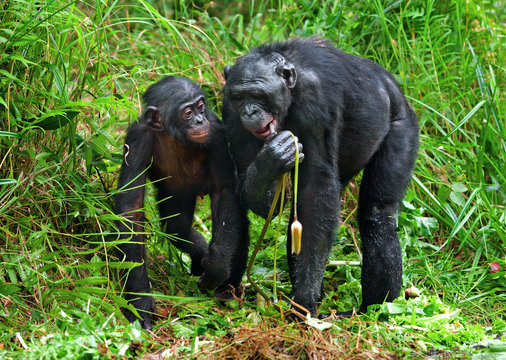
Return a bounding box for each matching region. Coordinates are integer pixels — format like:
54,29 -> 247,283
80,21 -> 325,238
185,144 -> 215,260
176,93 -> 210,144
142,77 -> 211,145
224,52 -> 297,139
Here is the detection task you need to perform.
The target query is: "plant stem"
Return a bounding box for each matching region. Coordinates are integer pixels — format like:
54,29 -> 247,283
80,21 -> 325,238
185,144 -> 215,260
273,173 -> 287,300
246,175 -> 285,301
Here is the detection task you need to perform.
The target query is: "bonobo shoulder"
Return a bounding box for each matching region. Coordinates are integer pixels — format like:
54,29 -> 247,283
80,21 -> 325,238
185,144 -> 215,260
205,120 -> 228,150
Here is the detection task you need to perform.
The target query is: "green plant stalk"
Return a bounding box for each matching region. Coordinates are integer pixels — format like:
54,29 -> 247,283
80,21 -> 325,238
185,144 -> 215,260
289,132 -> 302,254
247,132 -> 301,300
291,133 -> 300,219
273,173 -> 287,299
246,175 -> 285,301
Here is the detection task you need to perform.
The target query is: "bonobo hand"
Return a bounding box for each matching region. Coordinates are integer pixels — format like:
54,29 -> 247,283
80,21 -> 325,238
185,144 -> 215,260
257,130 -> 304,177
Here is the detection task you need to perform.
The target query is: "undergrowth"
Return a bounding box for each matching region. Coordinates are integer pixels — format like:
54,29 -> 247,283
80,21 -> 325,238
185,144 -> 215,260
0,0 -> 504,358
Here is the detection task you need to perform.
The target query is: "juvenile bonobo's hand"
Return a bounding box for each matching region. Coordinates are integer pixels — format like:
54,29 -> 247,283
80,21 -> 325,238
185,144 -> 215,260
258,130 -> 304,177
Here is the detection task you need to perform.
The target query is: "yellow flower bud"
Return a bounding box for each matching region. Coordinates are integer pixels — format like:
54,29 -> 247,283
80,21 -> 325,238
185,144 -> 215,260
290,219 -> 302,254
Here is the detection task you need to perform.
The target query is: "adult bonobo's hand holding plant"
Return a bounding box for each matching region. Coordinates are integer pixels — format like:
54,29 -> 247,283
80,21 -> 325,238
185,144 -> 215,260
222,37 -> 419,320
115,77 -> 249,329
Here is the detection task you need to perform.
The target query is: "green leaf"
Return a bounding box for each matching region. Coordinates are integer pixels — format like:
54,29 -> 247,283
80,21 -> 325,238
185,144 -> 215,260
437,186 -> 451,203
449,191 -> 466,207
33,110 -> 80,130
43,63 -> 68,103
451,183 -> 468,193
0,283 -> 21,296
91,132 -> 112,160
0,179 -> 17,185
0,130 -> 20,138
381,302 -> 409,315
414,216 -> 439,237
0,69 -> 20,82
417,309 -> 460,325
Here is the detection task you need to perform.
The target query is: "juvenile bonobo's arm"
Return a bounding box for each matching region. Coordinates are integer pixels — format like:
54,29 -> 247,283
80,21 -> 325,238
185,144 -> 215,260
115,123 -> 155,329
199,129 -> 249,295
241,130 -> 304,218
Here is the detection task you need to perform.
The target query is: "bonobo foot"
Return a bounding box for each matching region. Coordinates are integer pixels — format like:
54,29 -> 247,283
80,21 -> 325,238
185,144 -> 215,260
198,255 -> 230,291
214,283 -> 242,302
122,295 -> 156,330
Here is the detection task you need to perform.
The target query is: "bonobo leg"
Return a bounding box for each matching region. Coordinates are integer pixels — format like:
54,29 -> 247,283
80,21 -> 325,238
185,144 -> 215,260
287,158 -> 340,317
358,114 -> 418,313
178,228 -> 207,275
200,188 -> 249,299
158,192 -> 208,276
119,239 -> 155,329
117,220 -> 156,329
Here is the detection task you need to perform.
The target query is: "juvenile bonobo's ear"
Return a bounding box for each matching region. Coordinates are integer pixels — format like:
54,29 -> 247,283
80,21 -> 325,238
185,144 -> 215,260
144,106 -> 163,131
276,61 -> 297,89
224,65 -> 231,81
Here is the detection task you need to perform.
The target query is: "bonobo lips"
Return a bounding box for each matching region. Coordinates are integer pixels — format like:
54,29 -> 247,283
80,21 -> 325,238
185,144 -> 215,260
188,129 -> 209,143
253,119 -> 277,139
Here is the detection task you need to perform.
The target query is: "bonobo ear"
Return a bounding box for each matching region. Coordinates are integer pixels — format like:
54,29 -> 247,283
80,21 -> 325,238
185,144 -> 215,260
144,106 -> 163,131
276,62 -> 297,89
224,65 -> 231,81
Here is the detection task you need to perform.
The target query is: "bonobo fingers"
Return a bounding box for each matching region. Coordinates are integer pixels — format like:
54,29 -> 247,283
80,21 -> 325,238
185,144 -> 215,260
296,141 -> 304,163
261,130 -> 304,174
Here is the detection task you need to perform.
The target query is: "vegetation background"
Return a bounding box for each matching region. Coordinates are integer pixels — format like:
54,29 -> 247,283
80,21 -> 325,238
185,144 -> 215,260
0,0 -> 504,358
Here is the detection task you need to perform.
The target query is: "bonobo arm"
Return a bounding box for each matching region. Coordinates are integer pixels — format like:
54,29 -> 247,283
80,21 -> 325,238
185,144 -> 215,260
115,122 -> 155,329
199,126 -> 249,294
240,130 -> 304,218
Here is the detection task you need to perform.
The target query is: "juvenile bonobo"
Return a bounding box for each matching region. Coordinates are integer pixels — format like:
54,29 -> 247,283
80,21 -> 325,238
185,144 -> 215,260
115,76 -> 249,329
222,38 -> 418,319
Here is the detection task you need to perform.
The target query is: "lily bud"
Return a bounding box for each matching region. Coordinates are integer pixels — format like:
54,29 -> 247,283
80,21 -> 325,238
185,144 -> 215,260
290,219 -> 302,254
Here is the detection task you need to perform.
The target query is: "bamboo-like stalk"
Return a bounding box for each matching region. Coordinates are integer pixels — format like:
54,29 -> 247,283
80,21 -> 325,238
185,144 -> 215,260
246,175 -> 285,301
289,133 -> 302,254
272,173 -> 287,300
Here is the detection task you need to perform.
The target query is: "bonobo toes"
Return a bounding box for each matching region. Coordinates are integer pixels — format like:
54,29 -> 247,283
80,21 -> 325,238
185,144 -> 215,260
198,255 -> 230,291
122,295 -> 156,330
214,283 -> 242,302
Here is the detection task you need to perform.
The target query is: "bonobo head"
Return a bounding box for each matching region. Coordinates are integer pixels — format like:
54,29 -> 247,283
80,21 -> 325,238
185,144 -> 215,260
224,52 -> 297,139
142,77 -> 211,145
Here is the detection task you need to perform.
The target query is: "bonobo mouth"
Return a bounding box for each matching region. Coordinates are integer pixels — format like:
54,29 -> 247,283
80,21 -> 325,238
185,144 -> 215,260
188,129 -> 209,143
253,119 -> 277,139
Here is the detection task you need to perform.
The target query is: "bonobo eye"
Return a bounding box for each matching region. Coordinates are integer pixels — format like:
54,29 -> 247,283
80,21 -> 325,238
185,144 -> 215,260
251,90 -> 263,99
197,100 -> 205,113
183,108 -> 193,120
230,92 -> 243,101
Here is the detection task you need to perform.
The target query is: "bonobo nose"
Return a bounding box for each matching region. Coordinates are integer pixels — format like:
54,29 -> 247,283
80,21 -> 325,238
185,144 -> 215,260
242,104 -> 260,117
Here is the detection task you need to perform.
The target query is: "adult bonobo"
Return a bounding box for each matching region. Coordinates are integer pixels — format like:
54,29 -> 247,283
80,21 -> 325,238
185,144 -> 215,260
116,76 -> 249,329
222,38 -> 418,319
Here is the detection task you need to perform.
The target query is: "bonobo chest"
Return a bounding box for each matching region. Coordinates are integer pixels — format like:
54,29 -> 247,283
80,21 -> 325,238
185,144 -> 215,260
151,133 -> 210,192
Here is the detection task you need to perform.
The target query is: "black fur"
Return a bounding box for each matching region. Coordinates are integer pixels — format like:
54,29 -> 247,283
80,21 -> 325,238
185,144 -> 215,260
115,77 -> 249,329
222,38 -> 418,318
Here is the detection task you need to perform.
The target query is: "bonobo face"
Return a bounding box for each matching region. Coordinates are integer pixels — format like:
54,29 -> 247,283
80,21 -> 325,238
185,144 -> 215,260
177,94 -> 210,144
224,52 -> 297,139
143,77 -> 211,145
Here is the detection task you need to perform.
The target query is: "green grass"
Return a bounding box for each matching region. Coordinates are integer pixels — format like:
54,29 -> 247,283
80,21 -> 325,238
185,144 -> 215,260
0,0 -> 504,358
